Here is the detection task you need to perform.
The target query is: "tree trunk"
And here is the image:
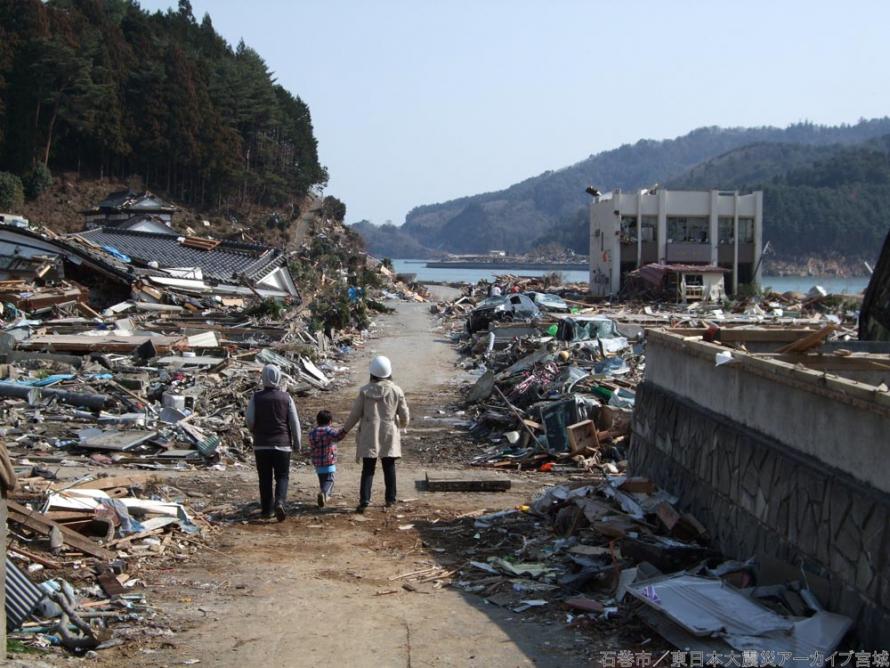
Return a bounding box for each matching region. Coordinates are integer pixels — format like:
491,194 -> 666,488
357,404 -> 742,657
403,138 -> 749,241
43,103 -> 59,166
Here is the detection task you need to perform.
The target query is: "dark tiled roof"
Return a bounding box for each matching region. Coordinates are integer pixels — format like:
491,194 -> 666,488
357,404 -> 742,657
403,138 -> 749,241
106,215 -> 173,232
74,227 -> 285,283
92,190 -> 176,213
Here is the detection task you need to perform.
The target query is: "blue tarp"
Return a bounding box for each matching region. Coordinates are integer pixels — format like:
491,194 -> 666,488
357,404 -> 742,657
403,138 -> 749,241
101,245 -> 132,263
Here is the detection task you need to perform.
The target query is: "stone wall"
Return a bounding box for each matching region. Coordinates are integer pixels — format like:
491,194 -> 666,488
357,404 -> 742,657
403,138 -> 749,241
630,381 -> 890,648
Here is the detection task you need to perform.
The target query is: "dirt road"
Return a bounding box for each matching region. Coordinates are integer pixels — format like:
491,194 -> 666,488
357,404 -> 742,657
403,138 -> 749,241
98,293 -> 597,667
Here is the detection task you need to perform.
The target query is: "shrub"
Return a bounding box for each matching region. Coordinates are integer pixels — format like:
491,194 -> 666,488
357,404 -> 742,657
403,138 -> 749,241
246,297 -> 286,319
23,164 -> 52,200
0,172 -> 24,211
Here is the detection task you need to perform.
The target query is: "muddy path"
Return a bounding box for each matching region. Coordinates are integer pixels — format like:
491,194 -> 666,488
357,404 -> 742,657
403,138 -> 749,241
93,292 -> 605,667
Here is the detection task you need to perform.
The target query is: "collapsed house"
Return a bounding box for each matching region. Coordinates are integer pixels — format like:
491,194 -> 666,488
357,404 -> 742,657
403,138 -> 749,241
621,263 -> 729,302
0,223 -> 298,305
82,190 -> 177,230
74,227 -> 298,299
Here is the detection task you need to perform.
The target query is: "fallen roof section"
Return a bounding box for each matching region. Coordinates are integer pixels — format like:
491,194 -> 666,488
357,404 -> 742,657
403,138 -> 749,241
73,227 -> 297,295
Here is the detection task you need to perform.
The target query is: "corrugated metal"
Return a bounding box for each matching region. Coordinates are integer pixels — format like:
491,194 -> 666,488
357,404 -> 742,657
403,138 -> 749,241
5,558 -> 46,632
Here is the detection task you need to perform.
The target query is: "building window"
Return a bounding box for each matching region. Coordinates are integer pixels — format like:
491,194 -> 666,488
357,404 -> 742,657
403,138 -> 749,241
620,215 -> 637,243
718,217 -> 734,244
667,216 -> 709,243
641,216 -> 656,242
738,217 -> 754,243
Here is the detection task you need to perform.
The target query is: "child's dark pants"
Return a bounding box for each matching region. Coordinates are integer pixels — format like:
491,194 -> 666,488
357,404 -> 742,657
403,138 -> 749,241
317,472 -> 335,496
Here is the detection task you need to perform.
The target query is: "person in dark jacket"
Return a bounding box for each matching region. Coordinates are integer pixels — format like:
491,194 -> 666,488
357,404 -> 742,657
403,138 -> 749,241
246,364 -> 301,521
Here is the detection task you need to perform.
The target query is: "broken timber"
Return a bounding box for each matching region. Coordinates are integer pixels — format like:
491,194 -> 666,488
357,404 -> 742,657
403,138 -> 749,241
424,472 -> 511,492
7,500 -> 115,561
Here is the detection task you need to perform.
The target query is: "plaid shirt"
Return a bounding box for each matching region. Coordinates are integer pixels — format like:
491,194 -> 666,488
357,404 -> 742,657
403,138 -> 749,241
308,426 -> 346,468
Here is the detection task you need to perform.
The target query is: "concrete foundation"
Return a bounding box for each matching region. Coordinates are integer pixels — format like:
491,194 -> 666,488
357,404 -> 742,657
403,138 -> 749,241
630,330 -> 890,648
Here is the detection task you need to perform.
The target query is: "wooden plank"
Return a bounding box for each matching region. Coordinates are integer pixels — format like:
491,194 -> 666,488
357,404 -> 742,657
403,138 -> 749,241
71,473 -> 157,490
104,527 -> 164,549
97,571 -> 126,597
654,501 -> 681,532
7,500 -> 115,561
8,547 -> 62,569
43,510 -> 96,522
777,325 -> 836,354
18,334 -> 186,353
424,473 -> 511,492
181,237 -> 221,251
665,328 -> 823,342
618,477 -> 655,494
756,353 -> 890,371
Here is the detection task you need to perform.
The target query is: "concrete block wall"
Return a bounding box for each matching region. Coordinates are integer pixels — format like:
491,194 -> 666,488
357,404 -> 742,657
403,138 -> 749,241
630,381 -> 890,648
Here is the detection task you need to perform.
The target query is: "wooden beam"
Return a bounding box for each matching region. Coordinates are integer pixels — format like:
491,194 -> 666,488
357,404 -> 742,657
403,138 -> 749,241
70,473 -> 157,491
664,328 -> 824,343
7,500 -> 115,561
777,325 -> 836,354
424,473 -> 511,492
756,353 -> 890,371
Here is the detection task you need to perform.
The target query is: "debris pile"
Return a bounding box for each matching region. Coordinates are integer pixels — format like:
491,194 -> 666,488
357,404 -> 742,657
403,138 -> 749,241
430,275 -> 860,472
424,476 -> 852,658
0,293 -> 351,469
0,216 -> 406,470
432,288 -> 642,472
5,470 -> 211,653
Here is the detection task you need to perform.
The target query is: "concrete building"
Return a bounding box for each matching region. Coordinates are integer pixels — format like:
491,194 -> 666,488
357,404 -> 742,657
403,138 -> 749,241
588,189 -> 763,297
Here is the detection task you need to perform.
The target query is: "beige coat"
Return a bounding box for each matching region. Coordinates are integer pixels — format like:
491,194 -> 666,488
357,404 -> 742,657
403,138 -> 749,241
343,380 -> 410,462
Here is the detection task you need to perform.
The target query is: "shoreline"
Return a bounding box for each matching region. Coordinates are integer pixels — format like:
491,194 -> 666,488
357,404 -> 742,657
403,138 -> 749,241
425,260 -> 587,271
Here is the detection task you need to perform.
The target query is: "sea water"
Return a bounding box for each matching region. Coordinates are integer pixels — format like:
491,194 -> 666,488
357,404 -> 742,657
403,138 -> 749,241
391,259 -> 870,295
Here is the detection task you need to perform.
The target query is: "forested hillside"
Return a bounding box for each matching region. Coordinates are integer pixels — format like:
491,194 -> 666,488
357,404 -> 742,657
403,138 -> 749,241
356,119 -> 890,261
0,0 -> 326,213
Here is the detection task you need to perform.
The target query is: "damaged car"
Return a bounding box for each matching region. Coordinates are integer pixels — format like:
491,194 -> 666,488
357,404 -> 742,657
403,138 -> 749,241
467,293 -> 541,333
525,291 -> 570,313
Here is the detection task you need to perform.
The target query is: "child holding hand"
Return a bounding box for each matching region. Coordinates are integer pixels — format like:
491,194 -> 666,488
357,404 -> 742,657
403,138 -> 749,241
308,410 -> 347,507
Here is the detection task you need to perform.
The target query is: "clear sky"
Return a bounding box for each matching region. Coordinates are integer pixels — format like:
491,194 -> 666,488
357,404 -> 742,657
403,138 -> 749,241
140,0 -> 889,225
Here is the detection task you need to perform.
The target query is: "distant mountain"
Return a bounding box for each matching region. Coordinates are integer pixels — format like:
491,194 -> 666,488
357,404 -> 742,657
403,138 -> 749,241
351,220 -> 434,259
354,119 -> 890,260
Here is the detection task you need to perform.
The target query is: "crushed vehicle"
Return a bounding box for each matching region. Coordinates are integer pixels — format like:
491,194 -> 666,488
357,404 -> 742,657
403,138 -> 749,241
466,293 -> 541,333
525,291 -> 569,312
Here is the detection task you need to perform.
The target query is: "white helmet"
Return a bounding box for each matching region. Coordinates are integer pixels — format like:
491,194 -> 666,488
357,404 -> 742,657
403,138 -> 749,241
369,355 -> 392,379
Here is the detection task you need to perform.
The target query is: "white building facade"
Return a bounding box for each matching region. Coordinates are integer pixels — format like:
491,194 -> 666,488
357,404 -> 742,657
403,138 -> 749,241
588,189 -> 763,297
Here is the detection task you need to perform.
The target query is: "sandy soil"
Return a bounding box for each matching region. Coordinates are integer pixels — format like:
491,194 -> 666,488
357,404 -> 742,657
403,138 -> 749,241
78,290 -> 627,667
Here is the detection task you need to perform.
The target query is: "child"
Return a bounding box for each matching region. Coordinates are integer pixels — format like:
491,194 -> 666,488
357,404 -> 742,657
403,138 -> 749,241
308,410 -> 347,507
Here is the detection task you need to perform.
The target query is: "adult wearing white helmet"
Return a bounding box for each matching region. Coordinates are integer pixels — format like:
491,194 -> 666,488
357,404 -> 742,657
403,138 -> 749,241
342,355 -> 409,513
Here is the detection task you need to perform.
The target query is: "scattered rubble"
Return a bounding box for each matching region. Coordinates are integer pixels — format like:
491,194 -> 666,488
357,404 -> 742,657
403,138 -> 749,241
409,474 -> 853,662
418,275 -> 863,655
5,469 -> 211,653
